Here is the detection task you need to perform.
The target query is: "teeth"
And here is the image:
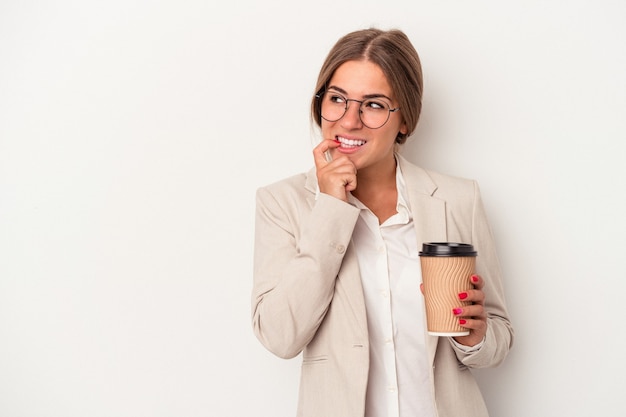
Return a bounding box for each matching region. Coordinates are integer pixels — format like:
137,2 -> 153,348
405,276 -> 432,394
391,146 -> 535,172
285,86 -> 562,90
337,137 -> 365,147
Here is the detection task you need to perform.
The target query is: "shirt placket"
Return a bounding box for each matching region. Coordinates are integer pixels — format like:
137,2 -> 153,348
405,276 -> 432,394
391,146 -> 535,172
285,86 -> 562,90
372,223 -> 400,417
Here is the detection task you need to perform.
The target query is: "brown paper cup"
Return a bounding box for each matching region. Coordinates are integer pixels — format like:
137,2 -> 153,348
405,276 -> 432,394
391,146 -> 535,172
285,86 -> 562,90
419,242 -> 477,336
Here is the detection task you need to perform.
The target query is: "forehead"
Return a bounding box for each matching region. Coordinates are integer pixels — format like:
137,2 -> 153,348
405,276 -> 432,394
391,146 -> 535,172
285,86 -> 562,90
328,60 -> 393,98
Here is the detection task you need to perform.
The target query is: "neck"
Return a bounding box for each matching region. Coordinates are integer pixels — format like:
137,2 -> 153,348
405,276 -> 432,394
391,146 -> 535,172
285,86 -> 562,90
352,155 -> 398,224
352,154 -> 397,199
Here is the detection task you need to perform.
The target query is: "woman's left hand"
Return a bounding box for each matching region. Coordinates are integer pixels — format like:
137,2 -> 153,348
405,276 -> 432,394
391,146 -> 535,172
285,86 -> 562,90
453,274 -> 487,347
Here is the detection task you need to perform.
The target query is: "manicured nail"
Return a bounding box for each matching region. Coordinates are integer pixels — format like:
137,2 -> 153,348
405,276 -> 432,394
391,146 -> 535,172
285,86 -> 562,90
458,292 -> 468,300
471,275 -> 479,283
459,319 -> 467,325
453,308 -> 463,315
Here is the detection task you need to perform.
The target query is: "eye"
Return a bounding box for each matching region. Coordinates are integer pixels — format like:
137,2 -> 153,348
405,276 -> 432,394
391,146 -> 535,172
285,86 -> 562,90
328,94 -> 346,105
363,99 -> 388,111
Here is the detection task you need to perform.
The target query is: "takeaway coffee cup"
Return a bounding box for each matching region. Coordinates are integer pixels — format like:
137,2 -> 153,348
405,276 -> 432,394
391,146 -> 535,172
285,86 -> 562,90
419,242 -> 477,336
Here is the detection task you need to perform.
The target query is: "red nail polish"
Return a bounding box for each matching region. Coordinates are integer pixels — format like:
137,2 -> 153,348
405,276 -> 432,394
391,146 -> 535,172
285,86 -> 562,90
471,275 -> 479,283
459,319 -> 467,325
458,292 -> 468,300
453,308 -> 463,315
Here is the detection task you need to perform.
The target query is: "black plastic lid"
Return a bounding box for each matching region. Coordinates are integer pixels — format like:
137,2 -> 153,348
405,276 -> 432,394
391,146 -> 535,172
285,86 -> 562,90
418,242 -> 477,257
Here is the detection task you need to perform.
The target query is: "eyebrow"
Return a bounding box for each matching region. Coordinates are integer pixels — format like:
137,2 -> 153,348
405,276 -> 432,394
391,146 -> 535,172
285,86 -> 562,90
327,85 -> 393,102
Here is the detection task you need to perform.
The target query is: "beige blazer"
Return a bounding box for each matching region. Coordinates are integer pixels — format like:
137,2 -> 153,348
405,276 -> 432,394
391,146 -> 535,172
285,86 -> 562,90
252,154 -> 513,417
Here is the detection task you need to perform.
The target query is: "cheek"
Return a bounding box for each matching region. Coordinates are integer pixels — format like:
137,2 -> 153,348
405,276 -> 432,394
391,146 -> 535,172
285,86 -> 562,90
320,121 -> 335,139
391,117 -> 407,135
381,125 -> 402,144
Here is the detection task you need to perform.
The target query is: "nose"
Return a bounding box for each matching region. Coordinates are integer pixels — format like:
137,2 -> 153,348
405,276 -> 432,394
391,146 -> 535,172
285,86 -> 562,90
340,100 -> 363,129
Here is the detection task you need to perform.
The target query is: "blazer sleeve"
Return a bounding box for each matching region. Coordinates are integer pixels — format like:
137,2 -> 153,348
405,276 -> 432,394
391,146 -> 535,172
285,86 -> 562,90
450,180 -> 514,368
251,185 -> 360,359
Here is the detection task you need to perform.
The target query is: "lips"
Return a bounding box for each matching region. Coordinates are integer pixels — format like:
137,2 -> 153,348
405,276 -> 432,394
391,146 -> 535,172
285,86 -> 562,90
336,136 -> 366,148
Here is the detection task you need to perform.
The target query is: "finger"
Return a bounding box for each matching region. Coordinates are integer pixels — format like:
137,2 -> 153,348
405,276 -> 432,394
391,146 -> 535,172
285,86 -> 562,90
470,274 -> 484,290
458,317 -> 488,333
315,157 -> 357,201
313,139 -> 340,168
453,304 -> 486,319
459,288 -> 485,305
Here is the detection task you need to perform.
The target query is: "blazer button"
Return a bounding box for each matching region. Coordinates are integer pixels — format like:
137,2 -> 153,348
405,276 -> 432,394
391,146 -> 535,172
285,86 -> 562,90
334,244 -> 346,254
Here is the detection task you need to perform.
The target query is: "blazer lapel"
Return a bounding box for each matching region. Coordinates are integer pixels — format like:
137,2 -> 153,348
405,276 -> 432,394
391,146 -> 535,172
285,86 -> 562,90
398,155 -> 447,367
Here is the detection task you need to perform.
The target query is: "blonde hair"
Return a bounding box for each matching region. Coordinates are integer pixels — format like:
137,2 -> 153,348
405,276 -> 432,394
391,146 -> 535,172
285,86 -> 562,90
311,28 -> 424,144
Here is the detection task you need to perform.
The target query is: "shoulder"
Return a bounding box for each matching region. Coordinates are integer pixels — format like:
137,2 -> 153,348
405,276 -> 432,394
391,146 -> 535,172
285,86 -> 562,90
259,172 -> 307,192
255,167 -> 316,204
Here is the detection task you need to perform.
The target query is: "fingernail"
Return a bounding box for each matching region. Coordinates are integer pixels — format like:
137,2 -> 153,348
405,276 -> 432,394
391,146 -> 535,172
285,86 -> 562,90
458,292 -> 468,300
471,275 -> 479,283
453,308 -> 463,315
459,319 -> 467,325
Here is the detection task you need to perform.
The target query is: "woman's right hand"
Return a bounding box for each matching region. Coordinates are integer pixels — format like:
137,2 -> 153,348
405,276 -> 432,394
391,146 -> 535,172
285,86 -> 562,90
313,139 -> 357,202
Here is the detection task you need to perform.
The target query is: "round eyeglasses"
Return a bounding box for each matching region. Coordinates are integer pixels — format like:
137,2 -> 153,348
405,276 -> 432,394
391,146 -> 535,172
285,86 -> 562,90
316,90 -> 400,129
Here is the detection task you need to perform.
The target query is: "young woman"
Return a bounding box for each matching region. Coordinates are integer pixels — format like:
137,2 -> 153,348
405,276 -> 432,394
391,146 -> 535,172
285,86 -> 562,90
252,28 -> 513,417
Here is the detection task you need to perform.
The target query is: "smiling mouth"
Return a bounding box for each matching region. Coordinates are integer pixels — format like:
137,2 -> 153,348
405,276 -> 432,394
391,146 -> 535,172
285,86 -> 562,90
337,136 -> 366,148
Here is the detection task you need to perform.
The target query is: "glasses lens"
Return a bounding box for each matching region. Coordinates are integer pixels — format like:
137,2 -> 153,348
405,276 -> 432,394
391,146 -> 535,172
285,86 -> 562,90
360,98 -> 391,129
320,92 -> 347,122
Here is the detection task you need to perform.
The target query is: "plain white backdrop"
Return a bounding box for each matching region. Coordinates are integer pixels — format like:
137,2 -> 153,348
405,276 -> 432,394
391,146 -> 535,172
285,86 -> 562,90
1,1 -> 625,416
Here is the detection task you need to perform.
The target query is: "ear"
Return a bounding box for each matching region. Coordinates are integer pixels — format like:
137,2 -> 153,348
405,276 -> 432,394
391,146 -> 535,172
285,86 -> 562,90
396,122 -> 410,144
400,121 -> 408,135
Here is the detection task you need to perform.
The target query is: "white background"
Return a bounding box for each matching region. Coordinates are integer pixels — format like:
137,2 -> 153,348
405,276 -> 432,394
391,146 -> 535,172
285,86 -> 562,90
1,1 -> 625,416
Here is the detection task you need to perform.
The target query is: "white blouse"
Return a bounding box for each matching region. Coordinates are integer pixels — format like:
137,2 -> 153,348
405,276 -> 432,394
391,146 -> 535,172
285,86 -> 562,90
348,163 -> 437,417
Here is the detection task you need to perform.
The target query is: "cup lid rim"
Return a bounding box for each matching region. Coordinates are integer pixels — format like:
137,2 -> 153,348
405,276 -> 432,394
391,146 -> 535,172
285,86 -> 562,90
418,242 -> 477,257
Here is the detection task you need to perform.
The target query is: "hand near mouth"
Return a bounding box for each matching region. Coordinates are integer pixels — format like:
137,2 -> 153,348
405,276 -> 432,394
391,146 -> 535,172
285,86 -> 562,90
313,139 -> 357,202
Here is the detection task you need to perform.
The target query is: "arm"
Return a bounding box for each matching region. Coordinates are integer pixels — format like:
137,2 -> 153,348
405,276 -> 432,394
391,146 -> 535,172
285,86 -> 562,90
251,186 -> 360,359
451,181 -> 514,368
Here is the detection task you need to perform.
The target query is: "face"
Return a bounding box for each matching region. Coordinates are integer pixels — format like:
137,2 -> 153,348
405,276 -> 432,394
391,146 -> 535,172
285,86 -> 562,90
321,60 -> 407,172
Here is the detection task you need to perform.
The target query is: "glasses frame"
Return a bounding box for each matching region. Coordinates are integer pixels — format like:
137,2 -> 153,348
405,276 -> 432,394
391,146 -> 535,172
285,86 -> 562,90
315,90 -> 400,129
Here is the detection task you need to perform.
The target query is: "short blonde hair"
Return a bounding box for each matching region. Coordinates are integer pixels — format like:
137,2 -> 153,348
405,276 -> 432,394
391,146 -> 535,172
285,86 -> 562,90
311,28 -> 424,144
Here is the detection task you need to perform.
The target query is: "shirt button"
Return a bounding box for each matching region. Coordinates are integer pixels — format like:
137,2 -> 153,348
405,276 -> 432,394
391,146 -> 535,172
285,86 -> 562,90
380,290 -> 389,298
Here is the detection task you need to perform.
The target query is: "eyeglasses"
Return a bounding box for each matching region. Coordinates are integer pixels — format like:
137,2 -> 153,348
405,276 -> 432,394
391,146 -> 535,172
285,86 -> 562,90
316,90 -> 400,129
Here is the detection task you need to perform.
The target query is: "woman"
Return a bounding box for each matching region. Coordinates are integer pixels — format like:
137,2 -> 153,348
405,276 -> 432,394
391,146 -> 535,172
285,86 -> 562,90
251,28 -> 513,417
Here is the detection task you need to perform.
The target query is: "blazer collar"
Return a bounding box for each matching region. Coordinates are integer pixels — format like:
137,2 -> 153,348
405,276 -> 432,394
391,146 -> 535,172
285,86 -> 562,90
397,154 -> 447,241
